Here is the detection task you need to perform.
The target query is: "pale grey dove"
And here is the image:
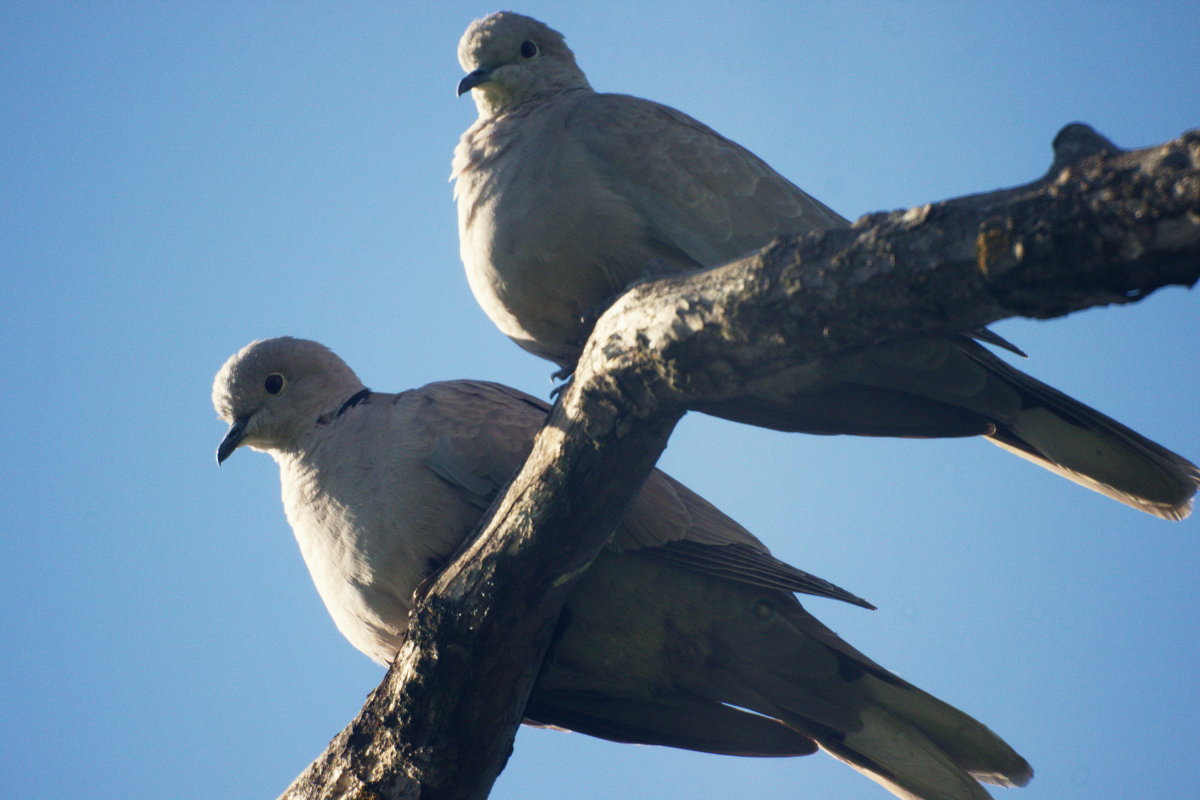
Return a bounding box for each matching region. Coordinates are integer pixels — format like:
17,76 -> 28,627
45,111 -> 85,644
452,11 -> 1198,520
214,337 -> 1032,800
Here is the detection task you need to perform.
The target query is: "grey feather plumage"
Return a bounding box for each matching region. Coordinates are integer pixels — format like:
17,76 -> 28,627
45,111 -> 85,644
214,337 -> 1032,800
452,11 -> 1198,519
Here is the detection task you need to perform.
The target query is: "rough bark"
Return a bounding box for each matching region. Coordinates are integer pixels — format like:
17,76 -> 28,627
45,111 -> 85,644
279,124 -> 1199,800
583,124 -> 1199,408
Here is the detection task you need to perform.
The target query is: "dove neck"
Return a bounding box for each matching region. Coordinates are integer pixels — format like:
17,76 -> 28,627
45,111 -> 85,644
480,85 -> 590,120
313,387 -> 371,430
334,387 -> 371,418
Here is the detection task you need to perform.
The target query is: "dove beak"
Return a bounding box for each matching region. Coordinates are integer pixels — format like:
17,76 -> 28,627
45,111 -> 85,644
457,67 -> 493,96
216,416 -> 250,465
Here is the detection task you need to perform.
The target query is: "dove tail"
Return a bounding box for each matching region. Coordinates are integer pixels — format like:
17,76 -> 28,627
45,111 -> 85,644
971,347 -> 1199,520
806,674 -> 1032,800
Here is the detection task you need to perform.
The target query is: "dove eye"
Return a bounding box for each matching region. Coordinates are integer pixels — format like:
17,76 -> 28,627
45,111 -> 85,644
520,40 -> 539,59
264,373 -> 286,395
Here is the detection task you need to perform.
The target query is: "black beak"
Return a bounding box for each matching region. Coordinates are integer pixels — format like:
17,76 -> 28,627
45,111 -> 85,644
457,67 -> 493,96
216,417 -> 249,465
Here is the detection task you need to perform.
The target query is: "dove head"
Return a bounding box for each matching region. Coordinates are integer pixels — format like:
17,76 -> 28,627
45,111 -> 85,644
457,12 -> 590,117
213,337 -> 365,464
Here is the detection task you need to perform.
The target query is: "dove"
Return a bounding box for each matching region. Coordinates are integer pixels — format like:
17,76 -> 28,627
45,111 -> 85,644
451,11 -> 1198,520
214,337 -> 1032,800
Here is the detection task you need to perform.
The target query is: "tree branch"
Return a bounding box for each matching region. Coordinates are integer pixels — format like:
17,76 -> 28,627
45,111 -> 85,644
279,124 -> 1198,800
583,124 -> 1199,407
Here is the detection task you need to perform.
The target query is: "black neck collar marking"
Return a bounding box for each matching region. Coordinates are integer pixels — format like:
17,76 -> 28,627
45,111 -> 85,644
336,387 -> 371,417
323,387 -> 371,424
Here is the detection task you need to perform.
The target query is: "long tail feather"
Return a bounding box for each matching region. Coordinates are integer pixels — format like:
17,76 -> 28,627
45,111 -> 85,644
967,343 -> 1199,519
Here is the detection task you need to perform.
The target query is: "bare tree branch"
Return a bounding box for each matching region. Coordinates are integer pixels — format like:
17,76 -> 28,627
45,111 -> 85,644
280,124 -> 1198,800
583,124 -> 1198,409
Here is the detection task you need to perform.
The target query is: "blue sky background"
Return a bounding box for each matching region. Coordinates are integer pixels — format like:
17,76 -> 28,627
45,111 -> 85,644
2,3 -> 1197,799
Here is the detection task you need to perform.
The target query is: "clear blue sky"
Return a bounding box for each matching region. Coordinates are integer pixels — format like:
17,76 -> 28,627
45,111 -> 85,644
2,3 -> 1197,799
